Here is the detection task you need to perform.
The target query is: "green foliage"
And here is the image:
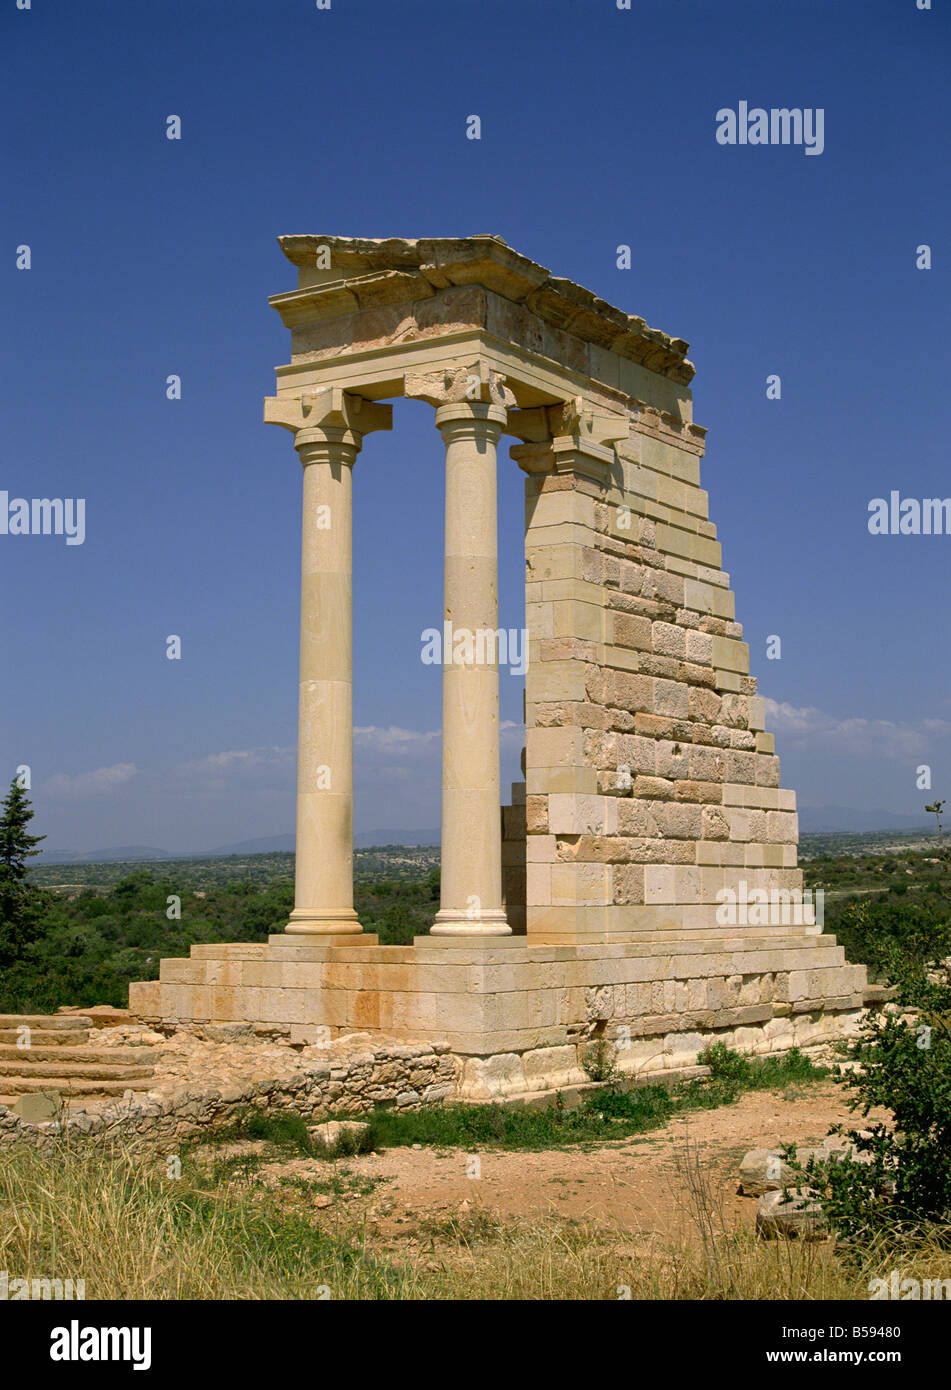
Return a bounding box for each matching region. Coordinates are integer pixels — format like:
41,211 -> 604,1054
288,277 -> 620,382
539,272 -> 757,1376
787,861 -> 951,1241
831,897 -> 951,990
363,1095 -> 666,1150
792,1001 -> 951,1243
0,780 -> 49,970
243,1110 -> 312,1149
580,1034 -> 620,1084
677,1044 -> 825,1109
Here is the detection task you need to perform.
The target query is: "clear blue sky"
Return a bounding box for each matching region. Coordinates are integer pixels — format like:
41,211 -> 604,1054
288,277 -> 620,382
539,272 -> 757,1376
2,0 -> 948,854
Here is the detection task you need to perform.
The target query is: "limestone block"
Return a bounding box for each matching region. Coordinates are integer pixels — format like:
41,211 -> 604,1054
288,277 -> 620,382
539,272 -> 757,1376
755,755 -> 782,788
612,671 -> 652,713
457,1053 -> 525,1100
612,864 -> 645,906
766,810 -> 799,843
644,865 -> 676,904
522,1045 -> 586,1090
725,750 -> 757,785
689,745 -> 724,781
654,680 -> 689,719
652,621 -> 687,659
584,985 -> 615,1020
550,863 -> 612,905
701,805 -> 730,840
652,802 -> 701,839
309,1119 -> 370,1151
527,726 -> 585,768
526,834 -> 557,863
613,613 -> 652,651
739,1148 -> 808,1196
529,661 -> 590,703
547,793 -> 608,835
718,693 -> 749,729
683,630 -> 712,667
756,1188 -> 825,1240
726,808 -> 754,842
526,863 -> 551,906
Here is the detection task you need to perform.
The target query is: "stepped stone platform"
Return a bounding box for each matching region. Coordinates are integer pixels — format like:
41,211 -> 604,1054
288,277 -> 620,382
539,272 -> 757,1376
0,1014 -> 156,1107
130,928 -> 866,1099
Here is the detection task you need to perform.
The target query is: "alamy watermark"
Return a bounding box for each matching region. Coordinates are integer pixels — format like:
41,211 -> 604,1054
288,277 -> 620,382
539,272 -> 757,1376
1,1269 -> 85,1300
716,102 -> 824,156
868,492 -> 951,535
421,622 -> 528,676
716,882 -> 824,929
0,491 -> 85,545
50,1321 -> 151,1370
869,1271 -> 951,1300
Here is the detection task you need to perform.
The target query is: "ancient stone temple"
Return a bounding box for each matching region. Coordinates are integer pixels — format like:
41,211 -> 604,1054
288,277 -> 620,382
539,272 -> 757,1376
129,235 -> 867,1098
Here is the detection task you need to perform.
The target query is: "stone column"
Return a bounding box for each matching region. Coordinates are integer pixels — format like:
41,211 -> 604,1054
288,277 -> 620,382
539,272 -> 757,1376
431,400 -> 512,936
264,388 -> 391,934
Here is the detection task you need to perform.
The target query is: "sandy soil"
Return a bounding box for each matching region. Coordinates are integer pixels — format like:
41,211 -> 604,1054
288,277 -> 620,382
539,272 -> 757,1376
198,1080 -> 885,1247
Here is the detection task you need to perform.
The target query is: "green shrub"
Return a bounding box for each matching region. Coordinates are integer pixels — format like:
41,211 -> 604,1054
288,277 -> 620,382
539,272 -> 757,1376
794,1000 -> 951,1242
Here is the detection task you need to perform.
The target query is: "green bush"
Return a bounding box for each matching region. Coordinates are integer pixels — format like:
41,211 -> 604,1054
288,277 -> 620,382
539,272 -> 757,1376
794,998 -> 951,1242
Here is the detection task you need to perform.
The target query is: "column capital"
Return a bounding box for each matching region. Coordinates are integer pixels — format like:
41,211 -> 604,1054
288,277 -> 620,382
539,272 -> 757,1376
264,387 -> 392,457
434,398 -> 508,443
509,394 -> 632,475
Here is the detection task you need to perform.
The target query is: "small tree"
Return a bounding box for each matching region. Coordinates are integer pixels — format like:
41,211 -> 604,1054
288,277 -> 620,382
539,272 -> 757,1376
925,799 -> 945,834
0,778 -> 47,966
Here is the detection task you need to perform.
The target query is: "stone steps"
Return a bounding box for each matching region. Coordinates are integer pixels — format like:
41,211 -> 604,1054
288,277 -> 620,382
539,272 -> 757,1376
0,1058 -> 153,1080
0,1014 -> 92,1029
0,1011 -> 155,1105
0,1075 -> 149,1097
0,1027 -> 92,1045
0,1044 -> 155,1065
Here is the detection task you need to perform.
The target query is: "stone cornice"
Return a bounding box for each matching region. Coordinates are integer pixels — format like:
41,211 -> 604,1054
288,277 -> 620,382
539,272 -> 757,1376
273,235 -> 694,386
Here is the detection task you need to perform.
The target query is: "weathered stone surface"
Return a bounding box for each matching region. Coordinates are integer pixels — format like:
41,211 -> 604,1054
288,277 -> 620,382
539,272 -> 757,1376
756,1188 -> 826,1240
309,1119 -> 369,1149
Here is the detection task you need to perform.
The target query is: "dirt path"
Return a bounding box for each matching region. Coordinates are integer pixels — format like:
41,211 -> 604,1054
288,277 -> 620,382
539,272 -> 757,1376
233,1081 -> 883,1247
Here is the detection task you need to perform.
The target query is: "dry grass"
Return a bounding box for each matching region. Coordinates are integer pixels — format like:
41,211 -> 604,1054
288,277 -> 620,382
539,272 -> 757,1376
1,1134 -> 948,1301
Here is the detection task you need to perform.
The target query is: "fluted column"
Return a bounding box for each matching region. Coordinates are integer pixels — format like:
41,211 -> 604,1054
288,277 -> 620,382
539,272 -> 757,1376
431,400 -> 511,936
264,388 -> 391,934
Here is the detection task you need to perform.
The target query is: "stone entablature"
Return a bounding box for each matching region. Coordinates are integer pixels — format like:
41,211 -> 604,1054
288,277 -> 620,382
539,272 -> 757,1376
273,234 -> 695,385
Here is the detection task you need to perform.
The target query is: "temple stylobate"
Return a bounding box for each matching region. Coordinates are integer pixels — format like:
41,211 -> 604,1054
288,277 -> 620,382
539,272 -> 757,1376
129,235 -> 867,1101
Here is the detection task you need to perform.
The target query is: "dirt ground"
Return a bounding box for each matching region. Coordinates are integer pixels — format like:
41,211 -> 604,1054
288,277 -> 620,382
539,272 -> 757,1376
198,1080 -> 884,1248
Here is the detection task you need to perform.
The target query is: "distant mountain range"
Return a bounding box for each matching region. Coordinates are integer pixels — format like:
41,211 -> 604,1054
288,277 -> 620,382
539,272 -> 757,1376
797,807 -> 935,834
38,829 -> 441,864
37,812 -> 938,865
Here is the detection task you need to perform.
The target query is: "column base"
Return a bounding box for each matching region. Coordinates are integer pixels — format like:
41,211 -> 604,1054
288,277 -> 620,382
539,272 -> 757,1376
285,908 -> 364,936
430,909 -> 512,937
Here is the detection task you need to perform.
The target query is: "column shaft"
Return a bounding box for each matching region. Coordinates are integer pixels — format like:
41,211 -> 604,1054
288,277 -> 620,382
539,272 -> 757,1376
432,401 -> 511,936
288,434 -> 360,934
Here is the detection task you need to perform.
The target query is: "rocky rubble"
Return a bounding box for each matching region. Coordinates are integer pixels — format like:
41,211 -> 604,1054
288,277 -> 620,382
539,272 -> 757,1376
0,1025 -> 457,1150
